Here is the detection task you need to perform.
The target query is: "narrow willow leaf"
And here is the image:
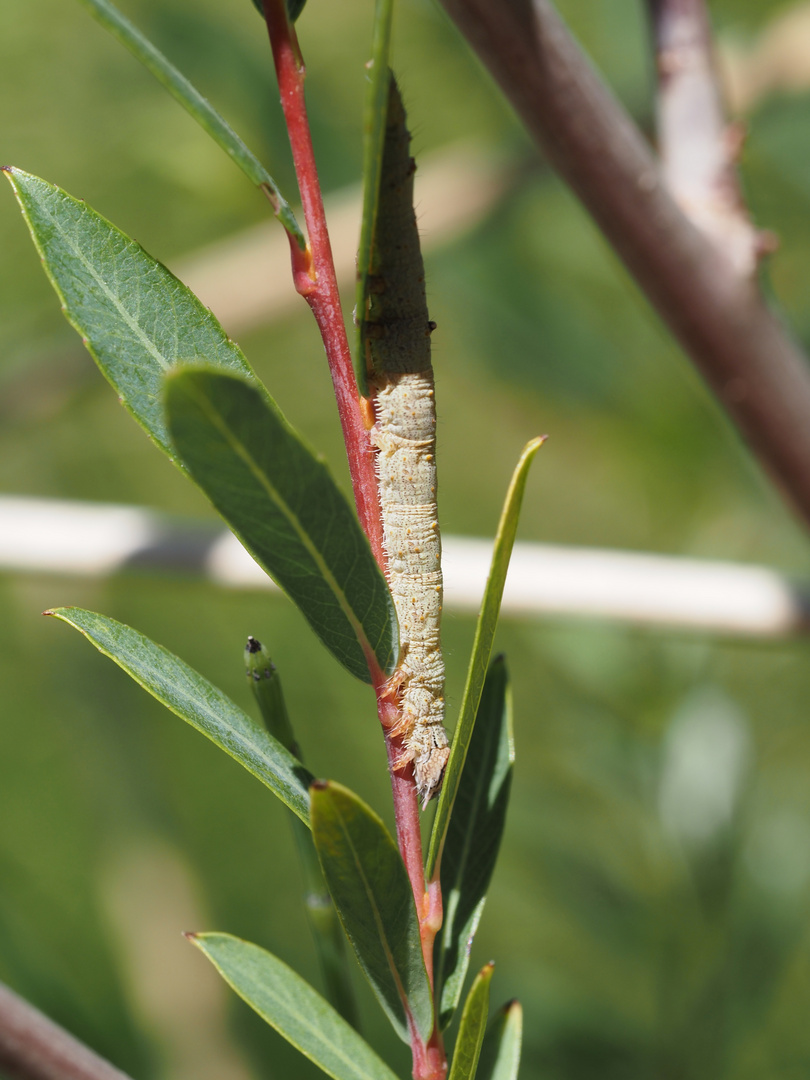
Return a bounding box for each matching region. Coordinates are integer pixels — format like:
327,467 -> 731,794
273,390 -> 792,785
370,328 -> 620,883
2,167 -> 396,682
77,0 -> 304,246
189,934 -> 397,1080
436,657 -> 513,1029
448,963 -> 494,1080
48,607 -> 312,823
354,0 -> 395,394
310,781 -> 433,1043
477,1001 -> 523,1080
2,168 -> 255,461
427,438 -> 544,877
165,370 -> 397,683
245,637 -> 360,1028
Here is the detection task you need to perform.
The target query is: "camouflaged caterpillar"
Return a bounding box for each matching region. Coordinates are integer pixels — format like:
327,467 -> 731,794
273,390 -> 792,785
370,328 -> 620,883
361,76 -> 449,808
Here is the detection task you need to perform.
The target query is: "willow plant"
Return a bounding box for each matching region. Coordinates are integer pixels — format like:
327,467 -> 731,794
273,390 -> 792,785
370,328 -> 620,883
3,1 -> 542,1077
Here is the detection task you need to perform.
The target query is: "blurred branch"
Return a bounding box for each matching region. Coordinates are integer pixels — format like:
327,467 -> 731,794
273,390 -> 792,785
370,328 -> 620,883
647,0 -> 760,274
0,982 -> 133,1080
438,0 -> 810,531
3,496 -> 808,638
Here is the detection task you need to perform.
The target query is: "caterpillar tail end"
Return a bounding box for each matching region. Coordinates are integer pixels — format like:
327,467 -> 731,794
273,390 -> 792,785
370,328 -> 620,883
415,746 -> 451,810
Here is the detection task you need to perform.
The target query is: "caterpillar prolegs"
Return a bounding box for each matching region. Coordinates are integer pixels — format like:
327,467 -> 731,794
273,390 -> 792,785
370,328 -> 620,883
360,76 -> 449,808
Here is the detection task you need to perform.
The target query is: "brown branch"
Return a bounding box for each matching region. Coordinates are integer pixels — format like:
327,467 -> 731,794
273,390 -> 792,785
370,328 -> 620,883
0,983 -> 134,1080
438,0 -> 810,531
647,0 -> 759,274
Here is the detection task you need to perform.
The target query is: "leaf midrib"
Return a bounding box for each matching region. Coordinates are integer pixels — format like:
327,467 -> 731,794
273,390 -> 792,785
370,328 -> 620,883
37,187 -> 176,376
208,946 -> 390,1080
188,385 -> 377,671
331,798 -> 415,1034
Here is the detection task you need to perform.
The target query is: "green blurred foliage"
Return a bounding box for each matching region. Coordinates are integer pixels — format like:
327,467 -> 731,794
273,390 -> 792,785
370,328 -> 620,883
2,0 -> 810,1078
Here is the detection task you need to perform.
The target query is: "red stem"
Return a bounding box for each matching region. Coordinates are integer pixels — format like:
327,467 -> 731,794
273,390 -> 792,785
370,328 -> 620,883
261,6 -> 445,1075
262,0 -> 383,566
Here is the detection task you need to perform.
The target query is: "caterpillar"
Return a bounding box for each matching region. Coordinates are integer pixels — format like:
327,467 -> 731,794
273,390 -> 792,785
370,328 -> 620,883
361,75 -> 449,808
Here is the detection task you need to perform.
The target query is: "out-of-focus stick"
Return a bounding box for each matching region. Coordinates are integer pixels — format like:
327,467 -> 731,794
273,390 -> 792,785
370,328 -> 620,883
0,981 -> 133,1080
437,0 -> 810,533
1,496 -> 807,638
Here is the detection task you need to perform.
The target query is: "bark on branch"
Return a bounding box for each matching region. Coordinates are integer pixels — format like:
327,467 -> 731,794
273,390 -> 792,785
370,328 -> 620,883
0,983 -> 134,1080
439,0 -> 810,530
648,0 -> 760,275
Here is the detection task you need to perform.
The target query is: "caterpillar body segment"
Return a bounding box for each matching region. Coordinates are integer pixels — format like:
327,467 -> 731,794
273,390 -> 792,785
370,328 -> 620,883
361,75 -> 449,807
372,371 -> 448,807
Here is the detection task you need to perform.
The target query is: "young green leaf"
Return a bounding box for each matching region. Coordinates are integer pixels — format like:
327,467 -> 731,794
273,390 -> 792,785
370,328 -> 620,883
2,168 -> 255,461
165,369 -> 398,683
77,0 -> 304,246
354,0 -> 394,394
477,1001 -> 523,1080
310,781 -> 433,1043
189,933 -> 397,1080
447,963 -> 494,1080
245,637 -> 360,1029
436,657 -> 513,1029
245,636 -> 299,755
48,607 -> 312,823
427,437 -> 544,877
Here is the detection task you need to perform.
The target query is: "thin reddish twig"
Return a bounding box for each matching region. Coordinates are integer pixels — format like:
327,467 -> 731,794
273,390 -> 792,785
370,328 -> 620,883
261,0 -> 383,566
260,6 -> 444,1074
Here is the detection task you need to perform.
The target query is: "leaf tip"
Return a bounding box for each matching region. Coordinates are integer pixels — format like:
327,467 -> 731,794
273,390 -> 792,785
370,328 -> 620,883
42,609 -> 55,617
183,930 -> 198,940
310,778 -> 329,792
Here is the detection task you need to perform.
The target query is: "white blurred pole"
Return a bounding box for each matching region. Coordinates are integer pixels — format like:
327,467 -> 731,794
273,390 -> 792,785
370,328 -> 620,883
0,496 -> 807,638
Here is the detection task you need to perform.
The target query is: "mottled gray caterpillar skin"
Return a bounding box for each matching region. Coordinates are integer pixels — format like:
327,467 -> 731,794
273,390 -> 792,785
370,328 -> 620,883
362,77 -> 449,808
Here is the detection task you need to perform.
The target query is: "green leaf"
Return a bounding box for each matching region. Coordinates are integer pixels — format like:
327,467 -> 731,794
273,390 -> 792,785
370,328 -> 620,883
189,933 -> 397,1080
165,370 -> 397,683
77,0 -> 304,246
244,637 -> 360,1028
2,168 -> 255,461
1,168 -> 396,683
477,1001 -> 523,1080
48,607 -> 312,823
310,781 -> 433,1043
448,963 -> 494,1080
436,657 -> 513,1029
427,437 -> 544,878
355,0 -> 394,394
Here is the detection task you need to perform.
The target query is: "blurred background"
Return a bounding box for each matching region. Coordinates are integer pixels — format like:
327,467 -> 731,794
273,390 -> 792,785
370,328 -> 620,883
3,0 -> 810,1077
